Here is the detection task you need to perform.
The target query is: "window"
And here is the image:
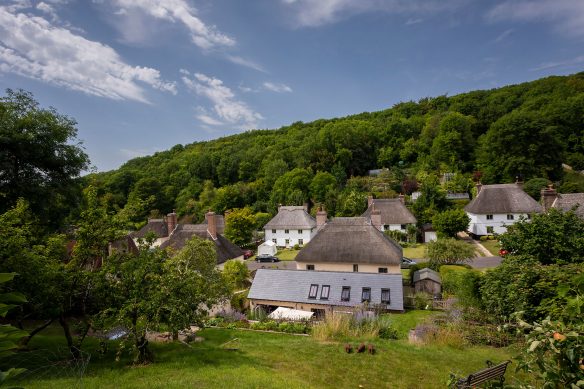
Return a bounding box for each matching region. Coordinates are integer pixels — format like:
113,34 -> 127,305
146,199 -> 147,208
486,226 -> 494,234
378,267 -> 388,273
308,284 -> 318,299
361,288 -> 371,302
285,229 -> 289,234
507,214 -> 514,220
341,287 -> 351,301
383,224 -> 389,230
298,229 -> 303,234
272,239 -> 277,244
320,285 -> 330,300
381,289 -> 391,304
486,214 -> 493,220
272,229 -> 276,233
527,214 -> 532,220
285,239 -> 290,245
353,264 -> 359,272
306,264 -> 315,271
401,224 -> 406,230
298,239 -> 303,245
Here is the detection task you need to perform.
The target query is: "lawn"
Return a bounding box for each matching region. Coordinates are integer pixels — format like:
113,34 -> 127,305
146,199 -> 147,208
12,313 -> 531,389
276,249 -> 299,261
480,239 -> 500,256
402,243 -> 427,259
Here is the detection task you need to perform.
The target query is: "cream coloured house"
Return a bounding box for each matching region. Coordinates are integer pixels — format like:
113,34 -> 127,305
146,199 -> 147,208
263,206 -> 322,247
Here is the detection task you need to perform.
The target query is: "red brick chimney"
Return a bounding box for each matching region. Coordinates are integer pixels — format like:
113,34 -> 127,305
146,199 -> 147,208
166,210 -> 177,236
368,195 -> 374,208
206,210 -> 217,240
371,204 -> 382,231
316,206 -> 327,229
541,184 -> 557,212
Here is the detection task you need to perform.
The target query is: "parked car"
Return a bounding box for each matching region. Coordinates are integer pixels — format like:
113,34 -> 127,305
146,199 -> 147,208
256,254 -> 280,263
243,250 -> 254,259
401,257 -> 417,269
498,249 -> 509,257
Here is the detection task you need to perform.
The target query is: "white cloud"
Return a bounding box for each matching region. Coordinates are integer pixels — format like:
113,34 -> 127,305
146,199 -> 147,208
281,0 -> 466,27
531,55 -> 584,71
263,82 -> 293,93
486,0 -> 584,39
493,28 -> 514,43
405,17 -> 423,25
225,55 -> 266,73
182,72 -> 263,128
0,7 -> 176,103
110,0 -> 235,49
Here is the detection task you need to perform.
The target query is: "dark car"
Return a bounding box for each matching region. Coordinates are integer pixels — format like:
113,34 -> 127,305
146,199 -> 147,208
256,254 -> 280,263
401,257 -> 417,269
243,250 -> 254,259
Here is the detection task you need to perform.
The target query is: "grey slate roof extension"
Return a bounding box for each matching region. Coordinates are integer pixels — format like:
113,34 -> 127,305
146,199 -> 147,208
264,206 -> 316,230
295,217 -> 403,265
552,193 -> 584,219
465,184 -> 543,214
130,219 -> 168,239
248,269 -> 404,311
362,199 -> 417,225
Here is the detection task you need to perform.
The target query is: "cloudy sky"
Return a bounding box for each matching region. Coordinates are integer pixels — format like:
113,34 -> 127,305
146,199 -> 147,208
1,0 -> 583,171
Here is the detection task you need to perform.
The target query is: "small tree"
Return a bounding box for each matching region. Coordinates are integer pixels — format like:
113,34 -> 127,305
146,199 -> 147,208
432,209 -> 470,238
426,238 -> 476,267
222,260 -> 250,291
225,207 -> 256,247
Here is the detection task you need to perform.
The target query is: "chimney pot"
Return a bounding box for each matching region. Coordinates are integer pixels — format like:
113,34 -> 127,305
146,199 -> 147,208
316,206 -> 327,229
541,184 -> 557,212
206,210 -> 217,239
166,211 -> 177,236
371,204 -> 382,231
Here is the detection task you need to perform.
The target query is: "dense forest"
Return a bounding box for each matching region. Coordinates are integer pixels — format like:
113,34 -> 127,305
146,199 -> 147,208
87,72 -> 584,226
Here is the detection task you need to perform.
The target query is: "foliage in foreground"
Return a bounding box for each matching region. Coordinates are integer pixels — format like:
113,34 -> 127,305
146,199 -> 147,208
0,273 -> 28,384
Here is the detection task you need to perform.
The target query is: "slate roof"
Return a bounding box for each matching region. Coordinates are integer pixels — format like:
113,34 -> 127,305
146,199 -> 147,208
248,269 -> 404,311
159,224 -> 243,264
413,268 -> 441,284
130,219 -> 168,239
552,193 -> 584,219
295,217 -> 403,265
264,206 -> 316,229
361,199 -> 417,225
465,184 -> 543,214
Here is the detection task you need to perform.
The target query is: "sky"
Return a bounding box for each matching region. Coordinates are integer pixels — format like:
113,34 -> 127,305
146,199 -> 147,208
1,0 -> 584,172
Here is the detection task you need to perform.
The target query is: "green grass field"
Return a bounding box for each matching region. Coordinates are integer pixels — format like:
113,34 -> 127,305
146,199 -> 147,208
11,312 -> 531,389
402,244 -> 427,259
479,239 -> 500,256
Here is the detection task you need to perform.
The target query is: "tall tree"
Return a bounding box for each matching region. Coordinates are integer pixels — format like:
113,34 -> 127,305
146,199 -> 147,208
224,207 -> 256,246
0,89 -> 89,228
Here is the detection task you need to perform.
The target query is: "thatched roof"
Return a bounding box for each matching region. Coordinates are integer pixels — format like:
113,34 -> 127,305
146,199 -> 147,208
264,206 -> 316,229
465,184 -> 543,214
159,224 -> 243,264
552,193 -> 584,219
203,214 -> 225,234
295,217 -> 402,265
130,219 -> 168,239
248,269 -> 403,310
362,199 -> 417,224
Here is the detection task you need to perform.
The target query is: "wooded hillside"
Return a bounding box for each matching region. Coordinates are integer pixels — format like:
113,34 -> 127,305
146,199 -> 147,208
87,72 -> 584,224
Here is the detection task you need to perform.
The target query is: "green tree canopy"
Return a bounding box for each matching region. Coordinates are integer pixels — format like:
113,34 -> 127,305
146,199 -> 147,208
224,207 -> 256,246
426,238 -> 476,267
432,208 -> 470,238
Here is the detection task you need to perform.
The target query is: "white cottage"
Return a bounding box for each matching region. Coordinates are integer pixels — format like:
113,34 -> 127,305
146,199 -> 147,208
361,196 -> 417,233
465,182 -> 543,236
263,206 -> 323,247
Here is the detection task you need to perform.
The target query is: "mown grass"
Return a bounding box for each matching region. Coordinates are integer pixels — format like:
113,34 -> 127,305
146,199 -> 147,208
403,244 -> 427,259
479,239 -> 500,256
11,313 -> 532,389
276,249 -> 300,261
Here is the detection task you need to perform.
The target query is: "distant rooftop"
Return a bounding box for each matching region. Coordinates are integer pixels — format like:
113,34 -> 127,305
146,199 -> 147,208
465,183 -> 542,214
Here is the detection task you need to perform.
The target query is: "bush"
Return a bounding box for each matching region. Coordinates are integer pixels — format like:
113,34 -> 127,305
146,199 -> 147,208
230,292 -> 248,312
293,244 -> 300,250
312,312 -> 397,340
432,208 -> 470,238
479,236 -> 488,241
440,266 -> 482,308
426,238 -> 476,267
378,326 -> 399,340
413,292 -> 432,310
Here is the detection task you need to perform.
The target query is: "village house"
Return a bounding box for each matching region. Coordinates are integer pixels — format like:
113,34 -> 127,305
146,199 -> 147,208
248,269 -> 404,318
263,205 -> 319,247
541,185 -> 584,219
361,195 -> 417,233
464,182 -> 543,236
295,216 -> 403,274
130,210 -> 243,266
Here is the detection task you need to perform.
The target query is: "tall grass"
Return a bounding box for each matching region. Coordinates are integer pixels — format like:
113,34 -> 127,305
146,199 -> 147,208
312,313 -> 395,341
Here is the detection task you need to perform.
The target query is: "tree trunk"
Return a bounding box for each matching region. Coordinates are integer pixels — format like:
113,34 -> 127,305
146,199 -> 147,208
134,335 -> 153,365
59,315 -> 80,359
19,318 -> 54,347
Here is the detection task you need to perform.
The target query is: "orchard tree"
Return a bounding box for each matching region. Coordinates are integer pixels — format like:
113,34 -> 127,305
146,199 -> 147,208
432,209 -> 470,238
499,208 -> 584,265
225,207 -> 256,246
0,89 -> 89,228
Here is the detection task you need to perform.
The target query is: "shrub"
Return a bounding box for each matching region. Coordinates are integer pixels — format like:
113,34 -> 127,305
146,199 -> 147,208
426,238 -> 476,267
378,326 -> 399,340
432,208 -> 470,238
479,236 -> 488,241
312,313 -> 397,341
293,244 -> 300,250
230,292 -> 248,312
413,292 -> 432,310
248,307 -> 267,321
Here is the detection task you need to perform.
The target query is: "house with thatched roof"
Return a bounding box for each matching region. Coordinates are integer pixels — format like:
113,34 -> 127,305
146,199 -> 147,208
295,217 -> 403,274
464,182 -> 543,236
361,196 -> 417,232
263,205 -> 323,247
131,211 -> 243,266
248,269 -> 404,317
541,186 -> 584,219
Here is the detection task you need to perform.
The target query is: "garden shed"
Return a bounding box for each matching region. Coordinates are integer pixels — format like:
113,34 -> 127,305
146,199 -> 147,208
258,240 -> 277,256
413,268 -> 441,296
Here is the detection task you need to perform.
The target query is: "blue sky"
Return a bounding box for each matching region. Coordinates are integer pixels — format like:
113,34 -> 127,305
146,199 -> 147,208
1,0 -> 584,172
